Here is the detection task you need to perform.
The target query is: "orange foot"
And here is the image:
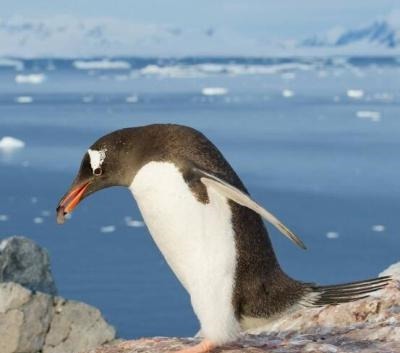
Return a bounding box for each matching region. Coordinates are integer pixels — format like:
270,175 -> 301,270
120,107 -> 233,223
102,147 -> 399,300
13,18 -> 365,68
173,339 -> 216,353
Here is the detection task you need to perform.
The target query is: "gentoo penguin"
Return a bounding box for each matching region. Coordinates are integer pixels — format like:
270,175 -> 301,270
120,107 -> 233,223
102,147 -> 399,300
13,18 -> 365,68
56,124 -> 390,353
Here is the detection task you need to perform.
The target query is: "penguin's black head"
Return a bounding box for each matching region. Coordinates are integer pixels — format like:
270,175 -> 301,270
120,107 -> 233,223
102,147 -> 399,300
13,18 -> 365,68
56,128 -> 143,224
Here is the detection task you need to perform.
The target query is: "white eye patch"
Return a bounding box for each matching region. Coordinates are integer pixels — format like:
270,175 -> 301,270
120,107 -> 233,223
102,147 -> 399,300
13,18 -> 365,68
88,148 -> 107,172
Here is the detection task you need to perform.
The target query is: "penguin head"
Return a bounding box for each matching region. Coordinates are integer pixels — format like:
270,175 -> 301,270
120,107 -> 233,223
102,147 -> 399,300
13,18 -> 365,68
56,128 -> 142,224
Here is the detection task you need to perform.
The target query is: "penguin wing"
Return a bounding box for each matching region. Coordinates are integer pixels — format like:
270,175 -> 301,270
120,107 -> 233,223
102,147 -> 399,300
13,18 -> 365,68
195,168 -> 306,250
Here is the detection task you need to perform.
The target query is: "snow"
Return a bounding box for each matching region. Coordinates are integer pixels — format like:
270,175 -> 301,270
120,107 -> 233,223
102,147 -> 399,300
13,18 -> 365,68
282,89 -> 294,98
15,73 -> 46,84
201,87 -> 228,96
0,13 -> 400,57
15,96 -> 33,104
0,136 -> 25,152
73,59 -> 131,70
347,89 -> 364,99
100,225 -> 116,233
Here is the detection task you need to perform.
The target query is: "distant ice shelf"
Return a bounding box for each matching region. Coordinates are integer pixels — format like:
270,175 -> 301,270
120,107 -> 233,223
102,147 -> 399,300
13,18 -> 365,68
73,59 -> 131,70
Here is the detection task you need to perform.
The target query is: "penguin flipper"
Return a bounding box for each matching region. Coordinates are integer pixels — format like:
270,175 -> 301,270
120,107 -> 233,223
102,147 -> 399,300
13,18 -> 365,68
195,168 -> 306,250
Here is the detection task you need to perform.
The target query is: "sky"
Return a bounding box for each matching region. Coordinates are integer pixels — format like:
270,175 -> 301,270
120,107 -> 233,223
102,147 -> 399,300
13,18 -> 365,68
2,0 -> 399,39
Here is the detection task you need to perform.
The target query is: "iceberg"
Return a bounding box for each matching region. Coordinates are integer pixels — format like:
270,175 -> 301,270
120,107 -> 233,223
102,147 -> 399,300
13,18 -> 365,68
347,89 -> 364,99
0,136 -> 26,152
125,216 -> 144,228
100,225 -> 116,233
356,110 -> 381,122
282,89 -> 294,98
202,87 -> 228,96
15,74 -> 46,84
15,96 -> 33,104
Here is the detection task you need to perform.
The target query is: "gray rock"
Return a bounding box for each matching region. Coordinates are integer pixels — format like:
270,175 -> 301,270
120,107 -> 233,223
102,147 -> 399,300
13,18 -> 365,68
0,282 -> 53,353
0,237 -> 116,353
0,282 -> 116,353
44,299 -> 116,353
0,236 -> 57,295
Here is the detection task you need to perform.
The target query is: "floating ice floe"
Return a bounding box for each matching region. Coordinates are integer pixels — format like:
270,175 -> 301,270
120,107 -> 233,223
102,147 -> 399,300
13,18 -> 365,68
347,89 -> 364,99
124,216 -> 144,228
33,217 -> 43,224
0,136 -> 25,152
41,210 -> 51,217
0,214 -> 9,221
15,96 -> 33,104
82,96 -> 94,103
201,87 -> 228,96
0,58 -> 24,71
373,92 -> 393,102
126,95 -> 139,103
326,231 -> 339,239
100,225 -> 116,233
356,110 -> 381,122
281,72 -> 296,80
15,73 -> 46,84
372,225 -> 385,232
73,59 -> 131,70
282,89 -> 294,98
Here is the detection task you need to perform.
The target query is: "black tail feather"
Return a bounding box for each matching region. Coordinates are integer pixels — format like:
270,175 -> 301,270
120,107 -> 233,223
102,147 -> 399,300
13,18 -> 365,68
302,275 -> 392,307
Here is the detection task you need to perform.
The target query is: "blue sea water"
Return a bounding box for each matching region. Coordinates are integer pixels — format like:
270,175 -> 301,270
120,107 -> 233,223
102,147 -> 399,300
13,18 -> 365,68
0,56 -> 399,338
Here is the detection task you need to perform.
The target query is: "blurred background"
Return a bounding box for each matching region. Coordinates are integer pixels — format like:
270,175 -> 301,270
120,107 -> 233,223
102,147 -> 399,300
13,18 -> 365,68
0,0 -> 399,339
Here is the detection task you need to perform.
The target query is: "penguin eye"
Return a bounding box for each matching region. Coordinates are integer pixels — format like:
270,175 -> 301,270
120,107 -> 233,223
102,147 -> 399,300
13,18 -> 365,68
93,167 -> 103,176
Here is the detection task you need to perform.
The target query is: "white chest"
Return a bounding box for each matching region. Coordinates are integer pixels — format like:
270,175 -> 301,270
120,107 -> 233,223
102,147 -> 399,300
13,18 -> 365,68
129,161 -> 236,289
129,161 -> 240,342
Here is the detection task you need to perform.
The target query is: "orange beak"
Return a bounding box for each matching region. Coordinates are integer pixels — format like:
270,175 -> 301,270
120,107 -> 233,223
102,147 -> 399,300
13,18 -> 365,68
56,181 -> 90,224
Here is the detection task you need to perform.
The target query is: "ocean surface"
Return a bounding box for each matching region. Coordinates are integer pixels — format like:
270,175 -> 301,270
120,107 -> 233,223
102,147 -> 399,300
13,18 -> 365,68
0,56 -> 399,338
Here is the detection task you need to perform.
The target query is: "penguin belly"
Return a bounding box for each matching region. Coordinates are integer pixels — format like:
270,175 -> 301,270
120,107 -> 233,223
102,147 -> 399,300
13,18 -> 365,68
130,161 -> 240,344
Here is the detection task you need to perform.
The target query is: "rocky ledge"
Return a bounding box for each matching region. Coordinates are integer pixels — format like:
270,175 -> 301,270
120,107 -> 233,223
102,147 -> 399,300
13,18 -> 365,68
85,268 -> 400,353
2,236 -> 400,353
0,236 -> 116,353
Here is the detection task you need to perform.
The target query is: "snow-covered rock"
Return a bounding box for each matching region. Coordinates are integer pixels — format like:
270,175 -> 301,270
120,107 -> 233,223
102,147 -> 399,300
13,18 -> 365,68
302,12 -> 400,50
